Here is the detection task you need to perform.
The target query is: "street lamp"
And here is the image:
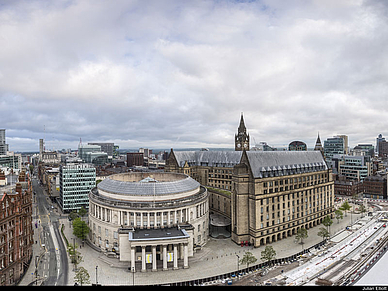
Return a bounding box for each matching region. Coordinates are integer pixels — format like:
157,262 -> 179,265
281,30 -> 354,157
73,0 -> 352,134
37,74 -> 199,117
96,266 -> 98,285
236,255 -> 240,277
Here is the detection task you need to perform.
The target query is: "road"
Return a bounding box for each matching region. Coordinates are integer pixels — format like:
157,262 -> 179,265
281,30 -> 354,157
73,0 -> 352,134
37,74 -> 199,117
32,178 -> 68,286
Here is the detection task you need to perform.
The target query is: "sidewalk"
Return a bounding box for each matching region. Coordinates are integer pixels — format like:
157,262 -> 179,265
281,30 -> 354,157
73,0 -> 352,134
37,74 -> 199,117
61,210 -> 367,286
19,202 -> 46,286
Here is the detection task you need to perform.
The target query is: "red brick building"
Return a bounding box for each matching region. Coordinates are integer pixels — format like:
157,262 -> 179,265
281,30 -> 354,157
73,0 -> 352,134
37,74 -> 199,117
363,175 -> 387,199
127,152 -> 144,167
0,173 -> 34,286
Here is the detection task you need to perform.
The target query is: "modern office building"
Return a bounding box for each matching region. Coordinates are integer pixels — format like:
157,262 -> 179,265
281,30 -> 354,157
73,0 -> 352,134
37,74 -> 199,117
78,144 -> 108,165
0,130 -> 9,155
88,143 -> 115,158
88,172 -> 208,271
59,163 -> 96,213
376,134 -> 385,156
0,152 -> 21,170
335,155 -> 372,182
324,136 -> 345,170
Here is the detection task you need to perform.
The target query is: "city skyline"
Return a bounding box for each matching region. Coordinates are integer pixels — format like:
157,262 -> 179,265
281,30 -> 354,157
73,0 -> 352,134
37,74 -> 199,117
1,0 -> 388,152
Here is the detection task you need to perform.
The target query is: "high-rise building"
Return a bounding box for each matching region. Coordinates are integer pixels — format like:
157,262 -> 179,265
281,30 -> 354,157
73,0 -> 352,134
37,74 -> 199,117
376,134 -> 385,155
59,163 -> 96,213
324,136 -> 345,170
0,129 -> 9,155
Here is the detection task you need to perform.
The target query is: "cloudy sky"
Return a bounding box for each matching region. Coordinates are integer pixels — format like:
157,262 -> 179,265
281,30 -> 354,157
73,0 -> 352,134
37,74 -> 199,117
1,0 -> 387,152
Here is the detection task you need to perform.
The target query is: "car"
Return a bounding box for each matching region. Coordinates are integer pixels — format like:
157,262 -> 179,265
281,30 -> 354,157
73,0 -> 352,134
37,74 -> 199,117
383,224 -> 386,228
374,226 -> 378,229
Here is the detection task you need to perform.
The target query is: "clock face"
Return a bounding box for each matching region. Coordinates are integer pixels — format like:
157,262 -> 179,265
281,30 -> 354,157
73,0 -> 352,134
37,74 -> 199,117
237,143 -> 241,148
244,143 -> 248,148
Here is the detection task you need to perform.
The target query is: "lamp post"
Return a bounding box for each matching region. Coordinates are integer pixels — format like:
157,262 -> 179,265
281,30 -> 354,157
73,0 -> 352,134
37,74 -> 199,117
236,255 -> 240,276
95,266 -> 98,285
132,267 -> 135,286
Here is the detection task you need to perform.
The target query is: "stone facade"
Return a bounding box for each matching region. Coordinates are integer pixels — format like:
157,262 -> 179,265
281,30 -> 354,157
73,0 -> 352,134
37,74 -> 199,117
88,172 -> 208,271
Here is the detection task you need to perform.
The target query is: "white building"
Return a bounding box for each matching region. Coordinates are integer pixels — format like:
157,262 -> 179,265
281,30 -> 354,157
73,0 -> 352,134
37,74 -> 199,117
59,163 -> 96,213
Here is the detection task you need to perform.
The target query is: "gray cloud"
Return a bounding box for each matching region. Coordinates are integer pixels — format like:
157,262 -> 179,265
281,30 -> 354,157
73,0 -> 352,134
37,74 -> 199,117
1,0 -> 387,151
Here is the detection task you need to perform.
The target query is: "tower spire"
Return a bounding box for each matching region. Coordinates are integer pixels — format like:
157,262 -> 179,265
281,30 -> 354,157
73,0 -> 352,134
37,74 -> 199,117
235,113 -> 249,151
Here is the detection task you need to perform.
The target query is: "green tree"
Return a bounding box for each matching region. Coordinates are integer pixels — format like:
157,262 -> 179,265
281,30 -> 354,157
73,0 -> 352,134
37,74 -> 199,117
260,246 -> 276,266
74,266 -> 90,286
67,243 -> 83,271
296,227 -> 308,246
322,215 -> 333,234
72,217 -> 90,240
339,201 -> 351,217
317,227 -> 330,243
69,210 -> 79,221
239,251 -> 257,268
78,206 -> 87,218
335,209 -> 343,223
359,204 -> 367,218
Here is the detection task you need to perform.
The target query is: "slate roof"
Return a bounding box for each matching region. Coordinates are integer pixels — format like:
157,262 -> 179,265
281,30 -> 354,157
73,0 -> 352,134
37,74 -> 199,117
172,151 -> 243,168
246,151 -> 328,178
172,150 -> 327,179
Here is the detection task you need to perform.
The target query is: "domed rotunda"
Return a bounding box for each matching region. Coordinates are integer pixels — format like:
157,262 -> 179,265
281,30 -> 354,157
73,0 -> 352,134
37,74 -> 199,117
88,172 -> 209,272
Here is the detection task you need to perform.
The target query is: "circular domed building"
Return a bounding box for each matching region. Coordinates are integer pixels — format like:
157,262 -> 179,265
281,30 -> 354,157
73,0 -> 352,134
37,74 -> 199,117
88,172 -> 209,272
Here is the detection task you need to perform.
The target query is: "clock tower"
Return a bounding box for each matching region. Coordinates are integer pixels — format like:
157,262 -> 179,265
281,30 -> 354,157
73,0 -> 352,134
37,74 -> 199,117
235,113 -> 250,151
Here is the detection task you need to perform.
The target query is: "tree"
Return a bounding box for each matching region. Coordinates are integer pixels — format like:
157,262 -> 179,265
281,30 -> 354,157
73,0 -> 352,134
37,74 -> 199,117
359,204 -> 367,218
339,201 -> 351,217
78,206 -> 87,218
67,243 -> 83,271
335,209 -> 343,224
317,227 -> 330,243
296,227 -> 308,246
261,246 -> 276,266
239,251 -> 257,268
74,266 -> 90,286
69,210 -> 79,221
322,215 -> 333,234
73,217 -> 90,240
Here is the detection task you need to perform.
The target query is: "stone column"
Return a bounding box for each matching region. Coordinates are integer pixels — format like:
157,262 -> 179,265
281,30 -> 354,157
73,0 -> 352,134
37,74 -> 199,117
174,211 -> 177,225
183,243 -> 189,269
167,211 -> 171,227
130,247 -> 135,272
163,245 -> 168,271
141,246 -> 146,272
152,245 -> 157,272
173,244 -> 178,270
140,213 -> 144,229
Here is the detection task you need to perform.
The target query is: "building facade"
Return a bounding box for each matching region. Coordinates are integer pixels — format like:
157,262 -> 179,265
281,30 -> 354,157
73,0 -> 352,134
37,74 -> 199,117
0,175 -> 33,286
88,172 -> 209,272
166,150 -> 335,247
231,151 -> 334,247
324,136 -> 345,170
0,130 -> 9,155
363,175 -> 387,199
59,163 -> 96,213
